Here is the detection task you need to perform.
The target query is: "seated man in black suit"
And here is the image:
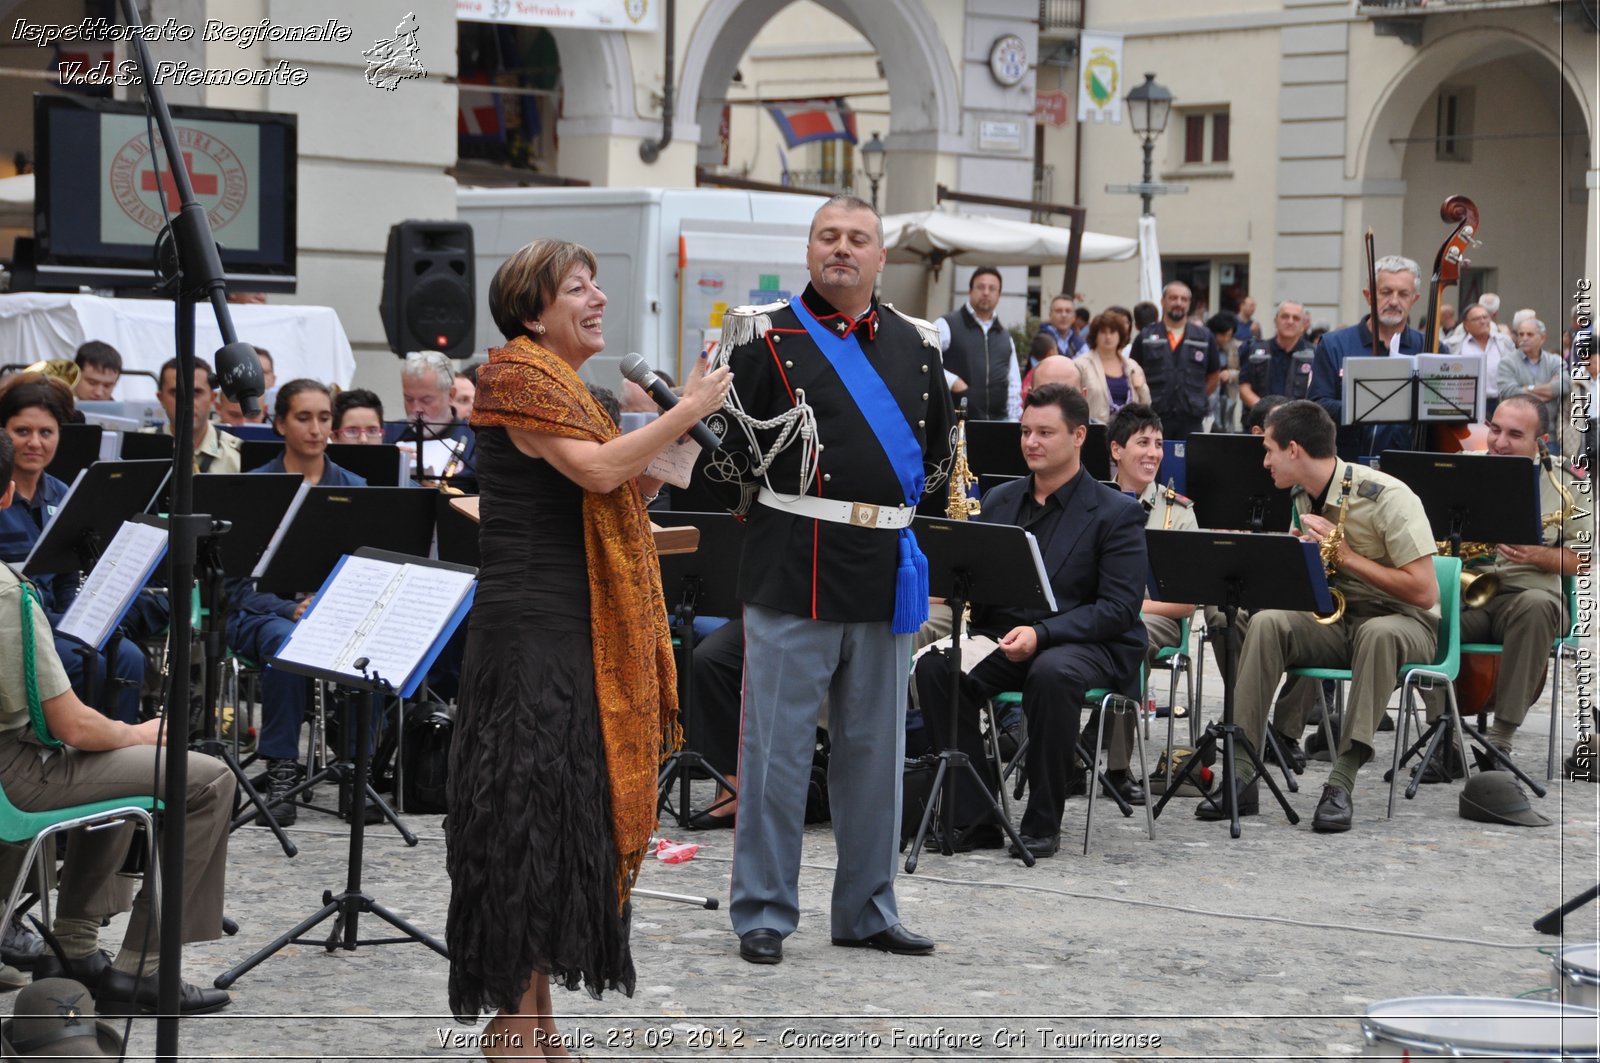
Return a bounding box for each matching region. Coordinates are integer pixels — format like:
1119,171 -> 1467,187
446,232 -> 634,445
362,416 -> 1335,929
911,384 -> 1147,858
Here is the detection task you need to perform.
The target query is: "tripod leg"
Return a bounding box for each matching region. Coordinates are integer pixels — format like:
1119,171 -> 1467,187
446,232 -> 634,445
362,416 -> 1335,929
903,757 -> 951,874
364,784 -> 419,846
213,899 -> 341,989
1456,719 -> 1548,798
948,757 -> 1032,868
1405,718 -> 1452,801
1259,728 -> 1300,794
1150,724 -> 1220,820
1221,730 -> 1242,838
1235,727 -> 1300,826
366,898 -> 449,957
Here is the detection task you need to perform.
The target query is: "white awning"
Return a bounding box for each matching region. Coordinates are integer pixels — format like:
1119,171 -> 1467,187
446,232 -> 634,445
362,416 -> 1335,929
880,206 -> 1137,268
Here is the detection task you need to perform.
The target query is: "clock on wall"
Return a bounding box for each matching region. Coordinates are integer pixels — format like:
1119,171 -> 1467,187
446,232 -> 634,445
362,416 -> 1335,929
988,34 -> 1029,88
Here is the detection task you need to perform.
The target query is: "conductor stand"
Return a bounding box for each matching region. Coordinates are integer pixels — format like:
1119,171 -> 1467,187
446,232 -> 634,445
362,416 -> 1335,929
1146,531 -> 1330,837
904,517 -> 1059,873
1377,451 -> 1547,798
215,660 -> 446,990
217,547 -> 475,988
655,513 -> 742,828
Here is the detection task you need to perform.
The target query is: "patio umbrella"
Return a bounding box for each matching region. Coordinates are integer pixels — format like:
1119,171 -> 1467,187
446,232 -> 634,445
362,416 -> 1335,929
1138,214 -> 1162,304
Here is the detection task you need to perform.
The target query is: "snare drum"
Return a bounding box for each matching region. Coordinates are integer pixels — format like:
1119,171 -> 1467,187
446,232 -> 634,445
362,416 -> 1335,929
1361,996 -> 1599,1060
1555,945 -> 1600,1011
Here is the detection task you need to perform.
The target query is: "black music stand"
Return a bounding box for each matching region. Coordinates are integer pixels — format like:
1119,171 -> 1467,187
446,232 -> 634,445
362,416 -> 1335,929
250,488 -> 437,838
1185,434 -> 1293,532
216,548 -> 473,989
45,423 -> 104,485
966,420 -> 1111,481
238,439 -> 284,472
326,443 -> 406,487
434,493 -> 481,568
655,512 -> 743,829
1146,530 -> 1331,837
904,516 -> 1056,872
22,461 -> 170,578
119,432 -> 176,463
190,474 -> 305,856
1379,450 -> 1547,795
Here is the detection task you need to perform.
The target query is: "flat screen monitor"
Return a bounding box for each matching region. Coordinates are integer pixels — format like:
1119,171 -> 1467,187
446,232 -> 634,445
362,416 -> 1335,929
31,94 -> 297,292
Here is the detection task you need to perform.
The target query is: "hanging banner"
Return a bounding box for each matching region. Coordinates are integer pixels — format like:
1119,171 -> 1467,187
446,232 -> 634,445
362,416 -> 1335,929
1078,31 -> 1124,124
456,0 -> 659,33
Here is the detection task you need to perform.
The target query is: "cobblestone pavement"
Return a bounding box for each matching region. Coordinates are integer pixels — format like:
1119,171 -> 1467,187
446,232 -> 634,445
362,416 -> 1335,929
5,678 -> 1595,1062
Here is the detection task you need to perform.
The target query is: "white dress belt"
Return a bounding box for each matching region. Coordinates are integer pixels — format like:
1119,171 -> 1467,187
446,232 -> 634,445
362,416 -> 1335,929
757,487 -> 914,530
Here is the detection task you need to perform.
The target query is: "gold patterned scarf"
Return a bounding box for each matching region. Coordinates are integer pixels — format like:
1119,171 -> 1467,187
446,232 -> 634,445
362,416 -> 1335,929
473,335 -> 681,910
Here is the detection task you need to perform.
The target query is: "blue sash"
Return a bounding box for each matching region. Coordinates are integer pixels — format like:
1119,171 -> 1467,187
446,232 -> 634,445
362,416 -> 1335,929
792,297 -> 929,633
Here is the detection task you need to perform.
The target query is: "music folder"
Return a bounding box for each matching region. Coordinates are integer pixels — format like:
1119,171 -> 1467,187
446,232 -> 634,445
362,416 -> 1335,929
270,547 -> 476,697
55,516 -> 168,650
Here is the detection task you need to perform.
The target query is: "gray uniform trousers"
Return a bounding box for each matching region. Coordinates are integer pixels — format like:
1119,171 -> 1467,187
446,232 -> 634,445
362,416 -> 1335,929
730,604 -> 910,942
0,729 -> 234,950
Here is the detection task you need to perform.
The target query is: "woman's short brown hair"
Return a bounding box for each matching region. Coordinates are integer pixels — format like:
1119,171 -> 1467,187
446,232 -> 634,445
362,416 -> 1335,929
1087,310 -> 1130,351
487,240 -> 600,342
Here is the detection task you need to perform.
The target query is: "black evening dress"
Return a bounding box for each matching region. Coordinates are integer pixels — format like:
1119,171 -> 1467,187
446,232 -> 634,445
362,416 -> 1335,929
446,427 -> 633,1022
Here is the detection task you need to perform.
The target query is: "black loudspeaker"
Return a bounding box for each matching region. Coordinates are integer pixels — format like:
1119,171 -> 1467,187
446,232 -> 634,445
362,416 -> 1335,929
380,220 -> 475,359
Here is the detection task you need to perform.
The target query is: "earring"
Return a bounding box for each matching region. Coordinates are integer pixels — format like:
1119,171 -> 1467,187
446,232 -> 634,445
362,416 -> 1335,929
533,322 -> 546,335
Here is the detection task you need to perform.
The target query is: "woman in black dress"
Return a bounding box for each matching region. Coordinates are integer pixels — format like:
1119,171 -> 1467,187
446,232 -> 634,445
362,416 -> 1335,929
445,239 -> 730,1059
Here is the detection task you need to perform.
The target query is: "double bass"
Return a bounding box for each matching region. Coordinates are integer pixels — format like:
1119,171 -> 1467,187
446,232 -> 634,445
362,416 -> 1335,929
1421,195 -> 1480,453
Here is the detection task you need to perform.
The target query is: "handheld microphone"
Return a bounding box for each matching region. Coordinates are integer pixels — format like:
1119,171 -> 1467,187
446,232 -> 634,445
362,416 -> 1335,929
215,340 -> 266,418
619,352 -> 722,451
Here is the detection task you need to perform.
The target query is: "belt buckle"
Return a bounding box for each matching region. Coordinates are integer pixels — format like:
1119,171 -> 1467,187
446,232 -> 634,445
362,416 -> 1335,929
850,502 -> 880,527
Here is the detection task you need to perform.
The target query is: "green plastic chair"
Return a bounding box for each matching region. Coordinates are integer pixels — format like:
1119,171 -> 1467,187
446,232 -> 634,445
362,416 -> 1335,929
1449,575 -> 1575,781
1386,555 -> 1465,817
0,784 -> 163,952
991,681 -> 1155,855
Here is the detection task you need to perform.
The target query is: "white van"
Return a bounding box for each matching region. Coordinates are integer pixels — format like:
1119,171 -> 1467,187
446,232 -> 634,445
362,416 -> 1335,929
458,186 -> 827,388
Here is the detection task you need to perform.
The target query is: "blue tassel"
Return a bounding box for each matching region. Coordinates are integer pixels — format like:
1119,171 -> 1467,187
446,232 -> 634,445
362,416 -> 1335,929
892,527 -> 930,635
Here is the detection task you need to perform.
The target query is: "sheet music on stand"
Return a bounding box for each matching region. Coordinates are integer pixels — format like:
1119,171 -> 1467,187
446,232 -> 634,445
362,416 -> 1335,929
56,517 -> 168,650
1415,353 -> 1483,422
272,550 -> 476,697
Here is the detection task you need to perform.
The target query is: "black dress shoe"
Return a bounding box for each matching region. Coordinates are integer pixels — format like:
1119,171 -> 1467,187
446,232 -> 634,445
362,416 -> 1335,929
924,823 -> 1004,853
832,924 -> 935,955
1264,733 -> 1307,774
1377,712 -> 1395,732
1312,783 -> 1353,833
30,948 -> 111,987
96,965 -> 232,1015
1101,769 -> 1146,806
1006,832 -> 1060,859
687,808 -> 736,831
1194,777 -> 1259,820
738,929 -> 782,965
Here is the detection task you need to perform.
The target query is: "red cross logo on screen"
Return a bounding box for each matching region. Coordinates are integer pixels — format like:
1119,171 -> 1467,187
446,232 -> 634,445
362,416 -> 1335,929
140,152 -> 217,211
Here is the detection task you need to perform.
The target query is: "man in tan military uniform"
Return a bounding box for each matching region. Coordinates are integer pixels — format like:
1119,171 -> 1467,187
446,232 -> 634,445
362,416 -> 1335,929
154,356 -> 243,474
1423,393 -> 1585,754
0,434 -> 234,1012
1196,400 -> 1438,833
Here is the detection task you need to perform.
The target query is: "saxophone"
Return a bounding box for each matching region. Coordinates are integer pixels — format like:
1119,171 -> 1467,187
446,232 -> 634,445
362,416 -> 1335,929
946,411 -> 980,519
1313,469 -> 1352,625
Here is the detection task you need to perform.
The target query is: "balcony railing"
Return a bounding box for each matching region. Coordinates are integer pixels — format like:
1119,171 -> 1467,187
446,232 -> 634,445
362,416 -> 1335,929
1039,0 -> 1084,33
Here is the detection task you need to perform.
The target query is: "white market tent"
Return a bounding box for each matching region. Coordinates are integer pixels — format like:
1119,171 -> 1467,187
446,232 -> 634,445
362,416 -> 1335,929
881,206 -> 1136,270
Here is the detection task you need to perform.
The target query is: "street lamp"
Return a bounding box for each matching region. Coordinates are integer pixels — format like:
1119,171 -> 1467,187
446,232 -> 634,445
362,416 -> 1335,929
1124,72 -> 1174,216
860,131 -> 886,210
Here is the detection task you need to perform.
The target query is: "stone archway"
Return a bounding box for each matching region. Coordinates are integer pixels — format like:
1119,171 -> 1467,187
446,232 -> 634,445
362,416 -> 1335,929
679,0 -> 962,187
1356,27 -> 1594,331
